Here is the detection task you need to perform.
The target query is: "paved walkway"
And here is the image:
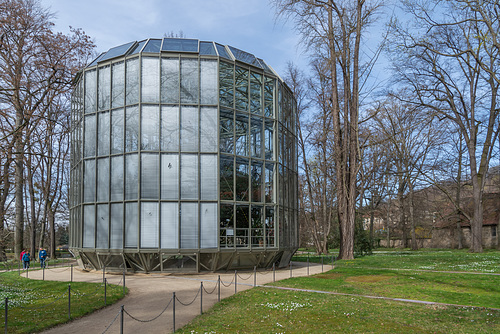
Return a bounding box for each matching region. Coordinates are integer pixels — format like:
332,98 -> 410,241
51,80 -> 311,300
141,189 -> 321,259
21,262 -> 325,334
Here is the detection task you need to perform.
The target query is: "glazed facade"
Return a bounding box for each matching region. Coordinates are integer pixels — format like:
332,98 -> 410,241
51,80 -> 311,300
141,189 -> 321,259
70,38 -> 298,272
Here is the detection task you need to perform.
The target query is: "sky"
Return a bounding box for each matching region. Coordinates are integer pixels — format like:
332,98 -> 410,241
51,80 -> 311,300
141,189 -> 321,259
41,0 -> 306,77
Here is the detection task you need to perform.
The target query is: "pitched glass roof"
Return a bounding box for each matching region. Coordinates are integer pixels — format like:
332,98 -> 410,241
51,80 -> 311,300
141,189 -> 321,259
91,38 -> 274,72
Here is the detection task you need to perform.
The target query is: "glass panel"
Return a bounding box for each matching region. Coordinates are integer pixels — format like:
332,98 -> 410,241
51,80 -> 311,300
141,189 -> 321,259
141,202 -> 159,248
141,154 -> 159,199
161,57 -> 179,104
126,58 -> 139,105
200,155 -> 217,200
161,154 -> 179,200
265,206 -> 275,247
250,72 -> 262,114
84,159 -> 95,202
96,204 -> 109,249
142,39 -> 162,53
125,106 -> 139,152
83,205 -> 95,248
162,38 -> 199,52
88,52 -> 105,68
236,204 -> 249,247
129,40 -> 147,55
235,113 -> 248,156
180,106 -> 198,152
125,202 -> 138,248
142,57 -> 159,103
180,58 -> 198,104
141,105 -> 160,150
234,66 -> 248,111
161,106 -> 179,151
110,156 -> 124,201
97,111 -> 110,156
219,109 -> 233,154
265,163 -> 274,203
200,107 -> 217,152
251,206 -> 264,247
110,203 -> 123,249
264,120 -> 274,160
250,117 -> 262,158
200,60 -> 217,104
98,65 -> 111,111
181,154 -> 198,200
264,76 -> 274,117
251,161 -> 262,202
235,157 -> 249,201
201,203 -> 217,248
199,41 -> 216,55
97,158 -> 109,202
100,41 -> 135,62
228,46 -> 262,68
181,202 -> 198,249
220,155 -> 233,200
215,43 -> 231,59
111,108 -> 124,154
84,114 -> 96,157
125,154 -> 138,200
84,69 -> 96,114
220,203 -> 234,247
219,62 -> 233,108
161,202 -> 179,249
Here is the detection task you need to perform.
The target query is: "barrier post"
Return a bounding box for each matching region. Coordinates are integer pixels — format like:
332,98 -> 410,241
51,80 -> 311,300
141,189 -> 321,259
104,278 -> 107,306
42,266 -> 45,281
289,261 -> 292,278
68,284 -> 71,320
123,270 -> 126,295
218,275 -> 221,302
71,264 -> 73,282
4,297 -> 7,334
273,263 -> 275,282
321,256 -> 324,272
254,266 -> 256,287
18,261 -> 20,276
234,270 -> 237,294
26,265 -> 29,278
307,256 -> 310,276
120,305 -> 124,334
200,282 -> 203,315
102,265 -> 106,283
172,292 -> 176,333
331,254 -> 334,270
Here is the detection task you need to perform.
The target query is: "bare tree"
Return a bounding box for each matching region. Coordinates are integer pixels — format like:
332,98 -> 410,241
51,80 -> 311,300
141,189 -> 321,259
0,0 -> 94,259
273,0 -> 382,259
390,0 -> 500,252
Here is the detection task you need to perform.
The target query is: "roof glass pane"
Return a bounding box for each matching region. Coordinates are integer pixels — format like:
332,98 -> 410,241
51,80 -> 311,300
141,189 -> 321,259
98,41 -> 136,63
228,46 -> 262,68
257,58 -> 273,73
199,41 -> 216,55
215,43 -> 232,60
142,39 -> 162,53
129,40 -> 147,55
88,52 -> 106,67
162,38 -> 199,52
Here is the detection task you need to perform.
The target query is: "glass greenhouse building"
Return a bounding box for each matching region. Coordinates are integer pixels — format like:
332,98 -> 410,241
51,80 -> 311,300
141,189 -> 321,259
69,38 -> 298,272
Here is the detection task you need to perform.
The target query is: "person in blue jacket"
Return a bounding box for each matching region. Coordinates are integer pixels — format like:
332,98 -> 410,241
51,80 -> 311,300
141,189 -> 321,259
39,247 -> 47,268
22,250 -> 30,269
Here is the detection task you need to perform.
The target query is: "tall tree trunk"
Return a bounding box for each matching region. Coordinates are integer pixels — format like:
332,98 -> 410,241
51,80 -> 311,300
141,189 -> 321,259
28,153 -> 37,260
409,182 -> 417,250
456,139 -> 463,249
49,209 -> 56,258
14,108 -> 24,259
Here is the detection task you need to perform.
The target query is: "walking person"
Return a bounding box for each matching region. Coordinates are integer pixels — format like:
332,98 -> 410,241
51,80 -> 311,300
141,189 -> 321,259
39,247 -> 47,268
22,250 -> 30,269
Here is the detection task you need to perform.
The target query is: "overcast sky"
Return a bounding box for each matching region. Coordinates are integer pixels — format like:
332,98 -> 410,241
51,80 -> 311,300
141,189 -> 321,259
41,0 -> 305,77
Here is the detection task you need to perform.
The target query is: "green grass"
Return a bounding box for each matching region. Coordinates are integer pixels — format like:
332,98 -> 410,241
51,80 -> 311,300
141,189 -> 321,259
0,271 -> 126,334
179,249 -> 500,333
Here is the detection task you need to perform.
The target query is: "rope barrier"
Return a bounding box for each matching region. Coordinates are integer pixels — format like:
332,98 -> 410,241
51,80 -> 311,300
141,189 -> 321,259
123,296 -> 173,323
175,286 -> 201,306
220,276 -> 234,287
101,308 -> 121,334
202,282 -> 218,294
236,272 -> 253,280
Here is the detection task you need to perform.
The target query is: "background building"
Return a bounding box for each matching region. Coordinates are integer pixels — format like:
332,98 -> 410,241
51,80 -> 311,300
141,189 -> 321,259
70,38 -> 298,272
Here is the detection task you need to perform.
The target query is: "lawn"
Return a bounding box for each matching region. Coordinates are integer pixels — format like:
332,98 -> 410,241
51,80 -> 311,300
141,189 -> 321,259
179,249 -> 500,333
0,270 -> 126,334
